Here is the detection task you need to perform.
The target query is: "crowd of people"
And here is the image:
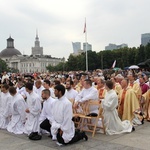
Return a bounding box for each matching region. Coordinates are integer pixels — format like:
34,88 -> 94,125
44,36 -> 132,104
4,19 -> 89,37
0,69 -> 150,146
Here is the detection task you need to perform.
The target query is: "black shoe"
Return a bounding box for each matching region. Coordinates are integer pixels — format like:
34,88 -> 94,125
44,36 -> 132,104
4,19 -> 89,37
81,131 -> 88,141
29,134 -> 42,140
132,126 -> 135,132
29,132 -> 38,139
29,132 -> 34,139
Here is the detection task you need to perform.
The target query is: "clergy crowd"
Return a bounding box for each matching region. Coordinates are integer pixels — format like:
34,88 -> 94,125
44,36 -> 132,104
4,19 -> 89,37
0,69 -> 150,145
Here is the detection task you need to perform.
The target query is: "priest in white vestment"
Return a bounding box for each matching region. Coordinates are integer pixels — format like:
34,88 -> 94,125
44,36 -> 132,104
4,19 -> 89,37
74,79 -> 99,114
0,84 -> 12,129
101,80 -> 133,135
24,82 -> 41,136
65,80 -> 78,100
39,89 -> 55,136
51,84 -> 88,145
7,87 -> 27,134
43,79 -> 55,98
34,80 -> 45,101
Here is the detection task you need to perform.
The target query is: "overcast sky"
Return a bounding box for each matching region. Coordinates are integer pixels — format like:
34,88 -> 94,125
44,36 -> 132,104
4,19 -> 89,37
0,0 -> 150,59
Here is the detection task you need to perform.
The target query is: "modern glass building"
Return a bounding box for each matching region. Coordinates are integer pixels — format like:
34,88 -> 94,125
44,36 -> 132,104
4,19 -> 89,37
141,33 -> 150,46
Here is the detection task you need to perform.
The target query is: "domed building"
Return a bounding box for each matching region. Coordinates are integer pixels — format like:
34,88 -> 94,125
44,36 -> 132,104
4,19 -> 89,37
0,36 -> 22,71
0,34 -> 64,73
0,36 -> 22,60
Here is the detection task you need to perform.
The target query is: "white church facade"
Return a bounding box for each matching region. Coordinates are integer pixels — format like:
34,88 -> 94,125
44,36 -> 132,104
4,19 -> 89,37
0,34 -> 64,73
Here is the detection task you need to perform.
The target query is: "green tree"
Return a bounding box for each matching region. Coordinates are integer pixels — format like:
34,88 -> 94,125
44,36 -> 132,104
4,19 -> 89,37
135,45 -> 145,63
0,58 -> 9,73
97,51 -> 104,69
52,44 -> 150,72
67,54 -> 80,71
127,47 -> 137,66
102,50 -> 114,69
55,62 -> 66,71
87,51 -> 98,70
46,64 -> 55,72
144,43 -> 150,60
76,53 -> 85,70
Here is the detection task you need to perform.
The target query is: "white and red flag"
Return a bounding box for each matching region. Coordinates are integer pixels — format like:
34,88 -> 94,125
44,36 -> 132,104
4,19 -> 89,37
111,60 -> 116,68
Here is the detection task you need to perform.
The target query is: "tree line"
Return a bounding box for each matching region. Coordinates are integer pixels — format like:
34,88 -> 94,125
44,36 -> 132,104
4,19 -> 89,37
47,43 -> 150,72
1,43 -> 150,73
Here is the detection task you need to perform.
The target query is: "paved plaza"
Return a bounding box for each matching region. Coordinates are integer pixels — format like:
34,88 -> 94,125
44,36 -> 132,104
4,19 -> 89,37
0,121 -> 150,150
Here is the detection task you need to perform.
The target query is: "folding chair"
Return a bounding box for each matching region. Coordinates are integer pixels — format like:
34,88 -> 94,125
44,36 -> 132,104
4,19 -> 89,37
73,101 -> 89,128
69,99 -> 76,114
77,100 -> 105,137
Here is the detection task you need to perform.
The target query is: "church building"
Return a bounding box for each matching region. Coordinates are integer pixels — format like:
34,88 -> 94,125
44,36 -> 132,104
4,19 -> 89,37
0,34 -> 64,73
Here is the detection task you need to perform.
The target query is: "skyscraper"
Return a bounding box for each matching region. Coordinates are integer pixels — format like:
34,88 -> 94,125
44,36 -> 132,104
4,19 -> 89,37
83,42 -> 92,52
141,33 -> 150,46
72,42 -> 81,54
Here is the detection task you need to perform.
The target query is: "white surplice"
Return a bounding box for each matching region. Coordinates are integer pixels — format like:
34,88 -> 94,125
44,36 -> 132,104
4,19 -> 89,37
39,96 -> 55,124
102,89 -> 132,135
65,88 -> 78,100
7,93 -> 27,134
34,86 -> 45,101
49,88 -> 55,98
75,86 -> 99,113
51,96 -> 75,143
0,91 -> 12,129
16,87 -> 29,98
24,91 -> 41,135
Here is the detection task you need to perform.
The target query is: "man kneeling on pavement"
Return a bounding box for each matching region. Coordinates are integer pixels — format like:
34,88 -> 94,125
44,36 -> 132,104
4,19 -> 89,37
51,84 -> 88,145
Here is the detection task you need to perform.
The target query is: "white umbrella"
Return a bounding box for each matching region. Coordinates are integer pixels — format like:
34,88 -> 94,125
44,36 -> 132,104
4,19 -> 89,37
129,65 -> 139,69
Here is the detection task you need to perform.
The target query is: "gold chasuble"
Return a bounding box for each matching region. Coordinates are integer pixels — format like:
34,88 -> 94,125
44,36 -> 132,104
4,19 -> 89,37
119,88 -> 140,121
118,89 -> 126,118
114,83 -> 122,95
128,81 -> 142,99
142,89 -> 150,118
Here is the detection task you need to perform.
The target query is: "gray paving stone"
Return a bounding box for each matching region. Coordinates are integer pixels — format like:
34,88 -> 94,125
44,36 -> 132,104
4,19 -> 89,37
93,133 -> 124,142
80,138 -> 103,148
93,142 -> 137,150
57,144 -> 90,150
0,122 -> 149,150
110,132 -> 150,150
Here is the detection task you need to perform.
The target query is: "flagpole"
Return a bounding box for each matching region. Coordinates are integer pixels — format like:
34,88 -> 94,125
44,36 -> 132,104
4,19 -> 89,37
84,18 -> 88,72
101,51 -> 103,69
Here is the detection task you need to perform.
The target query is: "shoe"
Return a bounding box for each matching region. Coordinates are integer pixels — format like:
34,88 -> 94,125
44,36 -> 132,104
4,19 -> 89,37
29,132 -> 34,138
132,126 -> 135,132
29,134 -> 42,140
29,132 -> 38,139
81,131 -> 88,141
56,142 -> 63,146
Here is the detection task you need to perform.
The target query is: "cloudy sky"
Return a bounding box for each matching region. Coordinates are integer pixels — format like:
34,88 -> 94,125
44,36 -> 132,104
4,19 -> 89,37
0,0 -> 150,59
